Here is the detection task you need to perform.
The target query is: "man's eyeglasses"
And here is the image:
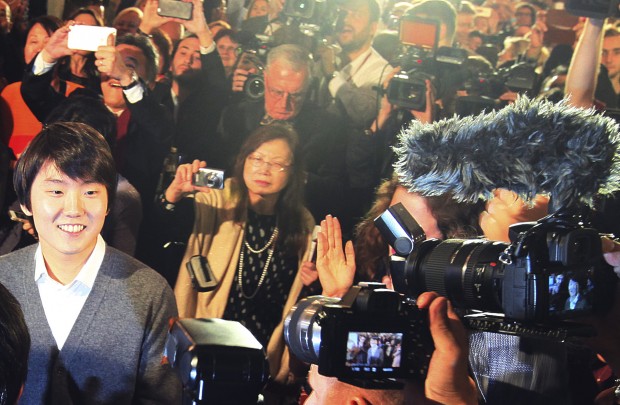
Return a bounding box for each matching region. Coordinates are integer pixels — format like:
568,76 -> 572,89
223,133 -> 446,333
247,153 -> 292,172
266,86 -> 306,103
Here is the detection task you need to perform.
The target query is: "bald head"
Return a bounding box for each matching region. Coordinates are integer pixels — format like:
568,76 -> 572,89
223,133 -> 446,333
305,365 -> 424,405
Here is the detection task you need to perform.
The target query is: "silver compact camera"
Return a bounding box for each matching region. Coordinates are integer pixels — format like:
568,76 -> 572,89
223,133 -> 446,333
192,168 -> 225,189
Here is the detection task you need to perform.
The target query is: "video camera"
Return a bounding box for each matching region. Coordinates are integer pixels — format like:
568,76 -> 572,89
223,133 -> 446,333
565,0 -> 620,19
376,203 -> 617,341
386,17 -> 468,111
284,282 -> 433,388
281,0 -> 342,38
456,61 -> 538,116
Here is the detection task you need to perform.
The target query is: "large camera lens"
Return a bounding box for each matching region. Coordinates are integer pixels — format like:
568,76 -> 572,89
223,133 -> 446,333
244,74 -> 265,100
284,296 -> 340,364
401,239 -> 508,313
386,71 -> 428,111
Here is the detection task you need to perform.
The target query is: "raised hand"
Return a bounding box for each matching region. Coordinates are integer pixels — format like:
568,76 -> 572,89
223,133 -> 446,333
139,0 -> 173,34
164,159 -> 212,203
316,215 -> 355,298
40,22 -> 75,63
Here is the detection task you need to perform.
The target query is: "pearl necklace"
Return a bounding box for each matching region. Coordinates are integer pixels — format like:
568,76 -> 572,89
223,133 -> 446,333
237,227 -> 279,299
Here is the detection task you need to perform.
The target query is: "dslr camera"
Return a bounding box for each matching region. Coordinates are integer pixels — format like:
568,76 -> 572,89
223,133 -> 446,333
284,282 -> 434,388
234,33 -> 271,100
376,203 -> 617,340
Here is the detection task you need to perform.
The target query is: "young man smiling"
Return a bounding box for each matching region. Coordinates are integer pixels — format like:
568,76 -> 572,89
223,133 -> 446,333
0,122 -> 181,403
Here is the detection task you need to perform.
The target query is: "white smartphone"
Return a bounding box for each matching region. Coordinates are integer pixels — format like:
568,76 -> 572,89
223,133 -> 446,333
68,25 -> 117,52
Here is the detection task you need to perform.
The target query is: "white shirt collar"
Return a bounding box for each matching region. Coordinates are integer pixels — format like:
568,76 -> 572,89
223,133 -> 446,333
34,234 -> 107,289
344,46 -> 373,73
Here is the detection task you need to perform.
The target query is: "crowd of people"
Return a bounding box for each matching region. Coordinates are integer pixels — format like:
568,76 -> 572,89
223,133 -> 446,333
0,0 -> 619,403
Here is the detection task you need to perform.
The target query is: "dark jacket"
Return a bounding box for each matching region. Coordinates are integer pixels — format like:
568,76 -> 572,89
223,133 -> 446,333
153,50 -> 229,164
20,57 -> 174,211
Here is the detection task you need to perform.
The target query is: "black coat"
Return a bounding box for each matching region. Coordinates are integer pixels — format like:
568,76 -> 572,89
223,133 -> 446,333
20,58 -> 174,212
153,50 -> 229,164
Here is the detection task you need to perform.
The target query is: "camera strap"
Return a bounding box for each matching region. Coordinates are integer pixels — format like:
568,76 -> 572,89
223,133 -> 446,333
342,51 -> 372,84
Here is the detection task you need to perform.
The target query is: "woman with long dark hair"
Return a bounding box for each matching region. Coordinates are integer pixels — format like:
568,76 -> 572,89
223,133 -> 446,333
163,123 -> 316,388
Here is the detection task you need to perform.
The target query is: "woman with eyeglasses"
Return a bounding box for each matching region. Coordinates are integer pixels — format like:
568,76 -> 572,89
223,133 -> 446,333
161,123 -> 317,397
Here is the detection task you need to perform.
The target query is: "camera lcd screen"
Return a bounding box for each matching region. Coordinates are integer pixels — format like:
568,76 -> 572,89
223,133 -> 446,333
345,332 -> 403,373
548,271 -> 593,315
399,18 -> 438,49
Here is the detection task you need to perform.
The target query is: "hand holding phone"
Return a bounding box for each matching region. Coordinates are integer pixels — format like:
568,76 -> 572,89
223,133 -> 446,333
158,0 -> 194,20
68,25 -> 117,52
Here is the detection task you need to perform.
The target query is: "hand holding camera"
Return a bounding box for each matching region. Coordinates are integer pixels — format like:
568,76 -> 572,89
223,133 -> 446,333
416,292 -> 478,405
231,68 -> 255,93
165,160 -> 225,204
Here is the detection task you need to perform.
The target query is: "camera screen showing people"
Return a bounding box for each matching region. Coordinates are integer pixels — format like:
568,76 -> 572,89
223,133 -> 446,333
345,332 -> 403,371
548,272 -> 594,314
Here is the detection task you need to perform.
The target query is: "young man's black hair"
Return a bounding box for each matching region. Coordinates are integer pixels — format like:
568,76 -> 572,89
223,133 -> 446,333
13,122 -> 118,212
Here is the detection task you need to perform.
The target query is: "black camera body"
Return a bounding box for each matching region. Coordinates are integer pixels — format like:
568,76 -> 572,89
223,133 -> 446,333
378,204 -> 617,339
234,33 -> 271,100
457,62 -> 538,116
565,0 -> 620,19
281,0 -> 342,37
386,52 -> 434,112
165,318 -> 268,404
388,47 -> 469,111
284,282 -> 433,388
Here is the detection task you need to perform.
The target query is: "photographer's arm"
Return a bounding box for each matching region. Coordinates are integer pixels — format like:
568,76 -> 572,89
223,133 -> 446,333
565,18 -> 605,109
21,23 -> 75,121
417,292 -> 478,405
182,0 -> 213,48
138,0 -> 173,36
164,159 -> 213,204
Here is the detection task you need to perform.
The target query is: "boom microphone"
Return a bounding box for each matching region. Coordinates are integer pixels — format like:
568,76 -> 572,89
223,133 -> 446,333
393,97 -> 620,210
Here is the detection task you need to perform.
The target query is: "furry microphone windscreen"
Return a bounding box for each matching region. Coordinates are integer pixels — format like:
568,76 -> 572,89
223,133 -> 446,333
393,97 -> 620,210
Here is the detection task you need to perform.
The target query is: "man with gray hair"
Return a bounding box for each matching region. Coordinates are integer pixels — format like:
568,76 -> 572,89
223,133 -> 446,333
215,44 -> 347,223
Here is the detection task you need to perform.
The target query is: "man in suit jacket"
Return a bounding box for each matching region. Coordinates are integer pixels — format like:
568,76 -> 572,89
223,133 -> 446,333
0,122 -> 181,404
